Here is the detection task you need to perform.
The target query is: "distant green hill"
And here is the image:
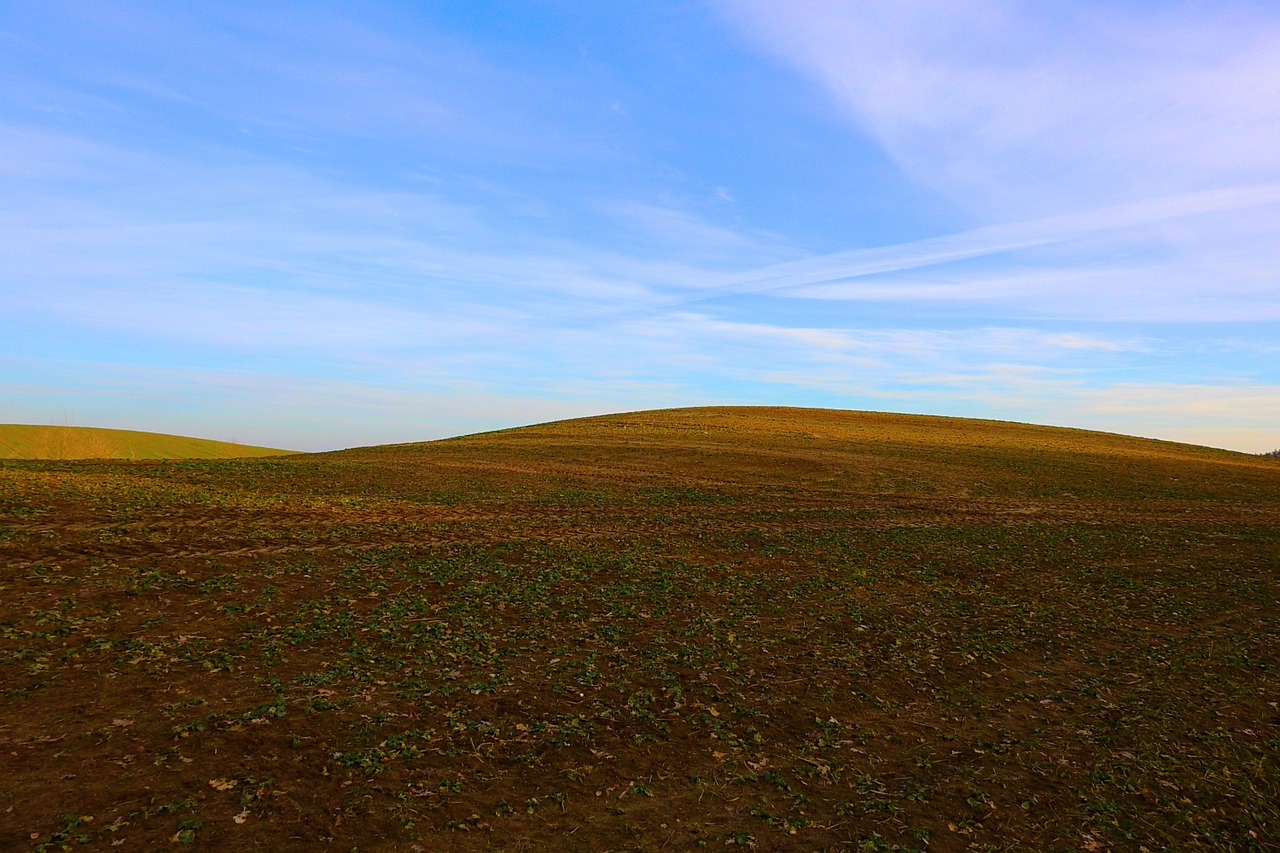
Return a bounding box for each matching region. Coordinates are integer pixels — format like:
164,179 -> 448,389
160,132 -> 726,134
0,424 -> 299,460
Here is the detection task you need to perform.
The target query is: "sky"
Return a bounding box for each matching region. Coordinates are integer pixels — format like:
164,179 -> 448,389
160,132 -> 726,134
2,0 -> 1278,452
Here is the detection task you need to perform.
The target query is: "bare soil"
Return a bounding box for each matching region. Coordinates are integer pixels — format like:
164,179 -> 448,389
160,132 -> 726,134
1,407 -> 1277,851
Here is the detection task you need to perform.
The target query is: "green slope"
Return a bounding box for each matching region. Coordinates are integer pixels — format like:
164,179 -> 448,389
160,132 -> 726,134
0,424 -> 299,460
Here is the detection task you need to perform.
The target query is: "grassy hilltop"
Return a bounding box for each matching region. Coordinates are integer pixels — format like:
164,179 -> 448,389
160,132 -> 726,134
0,424 -> 298,460
1,406 -> 1277,851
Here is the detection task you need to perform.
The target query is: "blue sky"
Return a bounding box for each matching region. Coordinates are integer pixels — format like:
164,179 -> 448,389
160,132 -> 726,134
2,0 -> 1278,452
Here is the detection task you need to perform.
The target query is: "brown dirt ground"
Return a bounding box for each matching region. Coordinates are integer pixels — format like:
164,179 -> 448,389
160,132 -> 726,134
1,407 -> 1278,852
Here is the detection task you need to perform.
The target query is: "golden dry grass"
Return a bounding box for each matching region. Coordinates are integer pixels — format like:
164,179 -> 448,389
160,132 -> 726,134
0,424 -> 299,460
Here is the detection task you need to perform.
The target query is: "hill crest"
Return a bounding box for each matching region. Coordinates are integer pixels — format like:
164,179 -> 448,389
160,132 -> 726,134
346,405 -> 1263,465
0,424 -> 298,460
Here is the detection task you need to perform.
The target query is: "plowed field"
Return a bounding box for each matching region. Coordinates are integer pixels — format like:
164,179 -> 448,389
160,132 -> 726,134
2,407 -> 1278,851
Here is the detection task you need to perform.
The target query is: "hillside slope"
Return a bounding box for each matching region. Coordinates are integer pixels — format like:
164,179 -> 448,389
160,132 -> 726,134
332,405 -> 1279,504
1,407 -> 1277,852
0,423 -> 298,459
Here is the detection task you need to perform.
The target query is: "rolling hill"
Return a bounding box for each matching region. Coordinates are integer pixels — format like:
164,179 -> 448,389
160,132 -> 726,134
0,423 -> 299,460
1,407 -> 1276,851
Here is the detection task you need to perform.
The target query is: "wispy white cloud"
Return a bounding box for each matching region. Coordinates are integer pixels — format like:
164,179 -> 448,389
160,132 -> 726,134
0,127 -> 111,179
720,0 -> 1280,216
0,120 -> 803,351
600,200 -> 776,255
651,182 -> 1280,320
663,314 -> 1138,361
711,1 -> 1280,325
2,1 -> 1277,454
